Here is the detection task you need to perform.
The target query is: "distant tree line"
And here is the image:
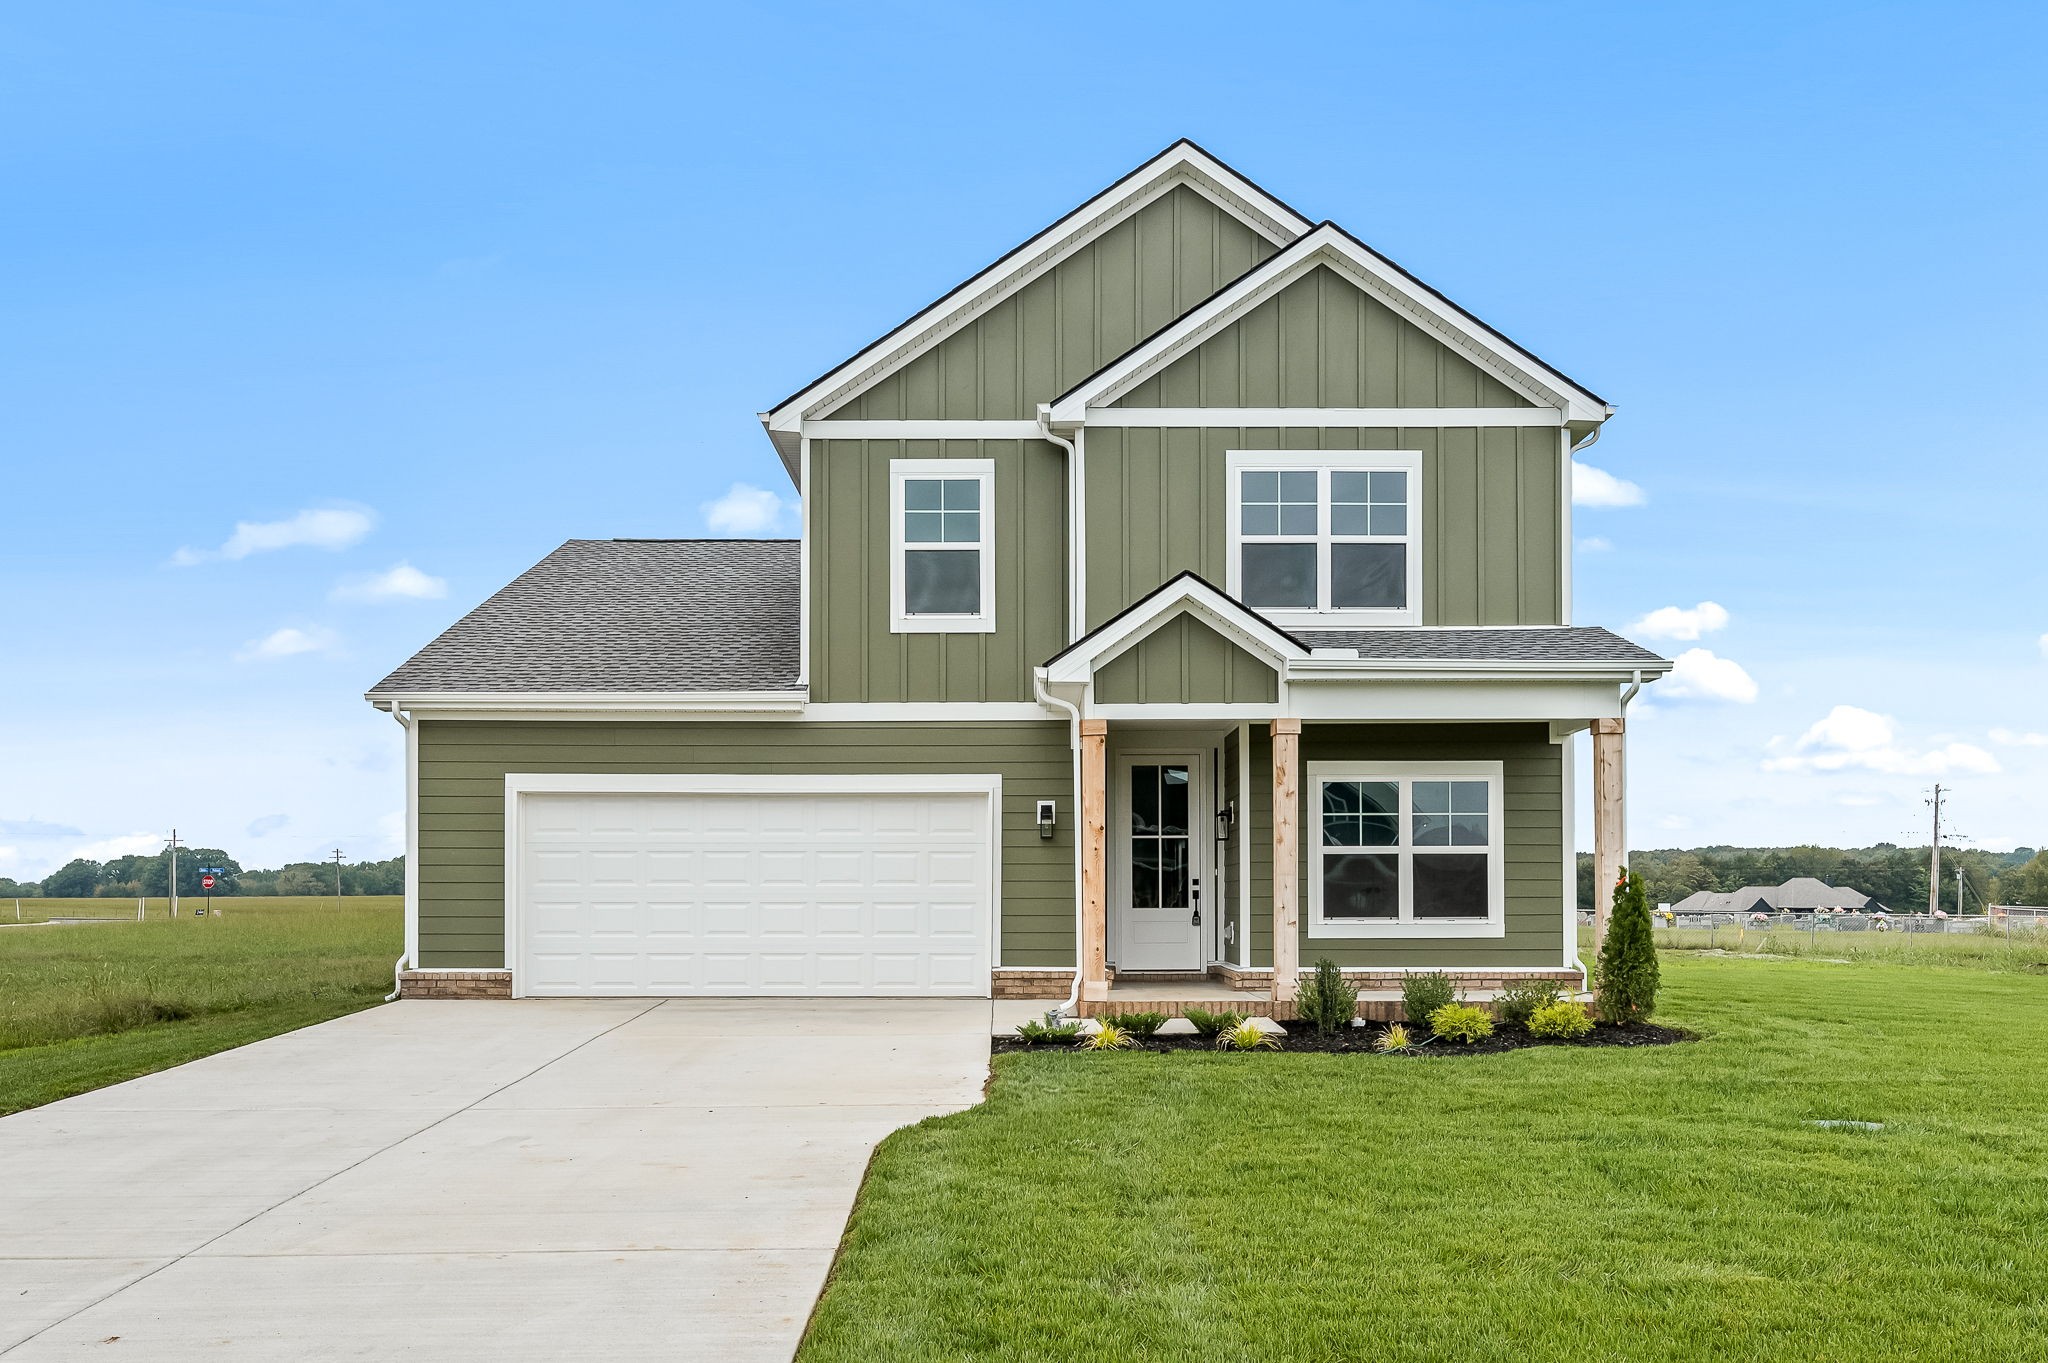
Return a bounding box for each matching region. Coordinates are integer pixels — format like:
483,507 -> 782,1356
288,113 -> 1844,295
0,851 -> 403,900
1577,844 -> 2047,914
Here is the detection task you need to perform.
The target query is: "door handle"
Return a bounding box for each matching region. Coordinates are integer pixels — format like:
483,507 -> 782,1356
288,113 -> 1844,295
1191,878 -> 1201,927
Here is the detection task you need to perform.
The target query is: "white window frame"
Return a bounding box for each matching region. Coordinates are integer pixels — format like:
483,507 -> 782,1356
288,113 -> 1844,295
1226,450 -> 1422,627
889,458 -> 996,634
1306,760 -> 1505,939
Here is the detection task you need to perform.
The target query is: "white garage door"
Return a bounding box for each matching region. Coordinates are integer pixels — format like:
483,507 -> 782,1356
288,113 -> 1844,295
514,787 -> 993,997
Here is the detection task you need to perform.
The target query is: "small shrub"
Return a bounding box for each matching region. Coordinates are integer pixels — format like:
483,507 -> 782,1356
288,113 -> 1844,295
1528,999 -> 1594,1040
1373,1023 -> 1414,1053
1077,1019 -> 1134,1050
1014,1011 -> 1080,1045
1402,971 -> 1456,1028
1099,1009 -> 1166,1038
1428,1002 -> 1494,1044
1295,958 -> 1359,1035
1183,1007 -> 1244,1038
1495,978 -> 1562,1030
1597,868 -> 1661,1023
1215,1018 -> 1281,1051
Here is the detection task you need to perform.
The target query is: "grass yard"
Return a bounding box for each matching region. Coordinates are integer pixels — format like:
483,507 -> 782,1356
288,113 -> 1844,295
1645,921 -> 2048,973
0,896 -> 399,1115
802,952 -> 2048,1362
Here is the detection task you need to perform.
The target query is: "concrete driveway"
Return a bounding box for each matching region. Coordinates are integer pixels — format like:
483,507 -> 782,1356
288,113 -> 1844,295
0,998 -> 990,1360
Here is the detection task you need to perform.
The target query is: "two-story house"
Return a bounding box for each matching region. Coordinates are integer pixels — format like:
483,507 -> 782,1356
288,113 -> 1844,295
367,141 -> 1670,1014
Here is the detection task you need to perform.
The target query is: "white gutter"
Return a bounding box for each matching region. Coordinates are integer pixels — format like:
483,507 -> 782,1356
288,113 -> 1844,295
1033,668 -> 1087,1019
362,690 -> 809,713
1036,408 -> 1084,642
380,702 -> 418,1002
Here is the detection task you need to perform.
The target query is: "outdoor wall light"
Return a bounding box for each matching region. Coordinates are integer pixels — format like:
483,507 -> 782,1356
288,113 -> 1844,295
1216,800 -> 1235,841
1036,799 -> 1057,839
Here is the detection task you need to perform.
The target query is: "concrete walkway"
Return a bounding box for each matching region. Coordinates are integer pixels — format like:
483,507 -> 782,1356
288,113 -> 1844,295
0,999 -> 990,1360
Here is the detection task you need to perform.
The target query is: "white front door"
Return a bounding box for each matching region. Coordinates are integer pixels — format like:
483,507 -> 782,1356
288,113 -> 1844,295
1113,755 -> 1205,971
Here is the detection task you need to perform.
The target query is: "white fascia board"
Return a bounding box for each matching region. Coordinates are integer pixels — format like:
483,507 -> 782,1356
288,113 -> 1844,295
761,143 -> 1312,451
1087,407 -> 1567,429
1287,658 -> 1671,678
1043,578 -> 1306,686
365,691 -> 809,714
1048,224 -> 1610,427
1285,676 -> 1635,722
802,420 -> 1046,440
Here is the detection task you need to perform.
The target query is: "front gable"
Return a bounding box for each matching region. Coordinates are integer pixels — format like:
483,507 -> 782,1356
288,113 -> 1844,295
1113,264 -> 1537,410
1094,611 -> 1280,705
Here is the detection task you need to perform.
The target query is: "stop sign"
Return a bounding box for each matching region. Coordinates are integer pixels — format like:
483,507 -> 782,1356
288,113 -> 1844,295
201,874 -> 216,890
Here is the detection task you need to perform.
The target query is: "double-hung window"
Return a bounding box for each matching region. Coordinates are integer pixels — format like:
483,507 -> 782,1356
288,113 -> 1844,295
890,459 -> 996,633
1308,761 -> 1504,937
1227,451 -> 1421,626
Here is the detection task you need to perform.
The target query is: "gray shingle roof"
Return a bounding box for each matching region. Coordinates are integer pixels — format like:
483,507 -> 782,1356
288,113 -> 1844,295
1292,626 -> 1667,665
368,539 -> 800,695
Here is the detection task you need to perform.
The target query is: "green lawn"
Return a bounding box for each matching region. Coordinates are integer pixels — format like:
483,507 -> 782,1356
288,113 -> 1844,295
0,896 -> 399,1114
802,952 -> 2048,1362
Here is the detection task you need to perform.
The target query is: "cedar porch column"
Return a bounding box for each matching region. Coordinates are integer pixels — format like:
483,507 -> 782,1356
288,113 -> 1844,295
1079,719 -> 1110,1002
1591,717 -> 1627,945
1270,717 -> 1302,1003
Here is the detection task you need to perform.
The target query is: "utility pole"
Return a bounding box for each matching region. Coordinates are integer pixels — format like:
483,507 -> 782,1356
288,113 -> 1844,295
331,848 -> 345,907
1957,865 -> 1967,919
165,828 -> 182,919
1927,786 -> 1943,918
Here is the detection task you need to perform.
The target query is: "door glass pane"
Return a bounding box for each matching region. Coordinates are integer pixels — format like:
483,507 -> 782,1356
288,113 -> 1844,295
1159,837 -> 1188,908
1131,765 -> 1159,834
903,550 -> 980,614
1160,766 -> 1189,836
1330,543 -> 1405,609
1414,853 -> 1488,918
1241,543 -> 1316,608
1323,853 -> 1398,918
1130,838 -> 1160,908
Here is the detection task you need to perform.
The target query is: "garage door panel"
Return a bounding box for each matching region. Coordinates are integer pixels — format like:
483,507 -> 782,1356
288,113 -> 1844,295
517,789 -> 992,997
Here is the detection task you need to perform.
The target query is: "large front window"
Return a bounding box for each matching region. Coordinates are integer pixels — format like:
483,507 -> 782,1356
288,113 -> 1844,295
1310,762 -> 1504,937
1228,451 -> 1421,625
890,459 -> 995,633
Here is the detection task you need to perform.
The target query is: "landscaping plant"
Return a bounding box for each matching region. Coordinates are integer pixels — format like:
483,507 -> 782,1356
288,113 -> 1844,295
1014,1012 -> 1080,1046
1596,867 -> 1662,1023
1182,1007 -> 1244,1038
1528,998 -> 1594,1040
1372,1023 -> 1414,1053
1428,1002 -> 1494,1044
1076,1019 -> 1134,1051
1294,957 -> 1359,1035
1401,970 -> 1456,1029
1099,1009 -> 1167,1038
1494,978 -> 1562,1030
1215,1018 -> 1281,1051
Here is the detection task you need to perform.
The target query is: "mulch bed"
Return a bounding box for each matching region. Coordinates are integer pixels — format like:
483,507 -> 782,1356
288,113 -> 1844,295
994,1020 -> 1693,1056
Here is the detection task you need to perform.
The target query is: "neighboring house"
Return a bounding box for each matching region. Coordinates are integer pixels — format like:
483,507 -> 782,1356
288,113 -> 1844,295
1669,877 -> 1883,916
367,141 -> 1672,1013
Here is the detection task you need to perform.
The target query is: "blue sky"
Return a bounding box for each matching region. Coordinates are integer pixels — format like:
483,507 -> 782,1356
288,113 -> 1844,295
4,1 -> 2044,880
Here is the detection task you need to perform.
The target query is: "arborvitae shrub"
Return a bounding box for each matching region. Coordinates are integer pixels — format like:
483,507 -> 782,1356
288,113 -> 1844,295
1596,868 -> 1661,1023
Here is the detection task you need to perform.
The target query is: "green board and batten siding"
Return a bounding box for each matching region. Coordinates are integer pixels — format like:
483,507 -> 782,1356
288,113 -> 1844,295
1094,613 -> 1278,705
415,720 -> 1077,969
1244,724 -> 1565,968
826,186 -> 1281,422
1084,425 -> 1563,631
809,438 -> 1066,703
1114,265 -> 1537,410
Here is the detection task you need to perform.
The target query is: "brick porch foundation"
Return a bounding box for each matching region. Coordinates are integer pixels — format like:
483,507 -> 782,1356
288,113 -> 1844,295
399,969 -> 513,1000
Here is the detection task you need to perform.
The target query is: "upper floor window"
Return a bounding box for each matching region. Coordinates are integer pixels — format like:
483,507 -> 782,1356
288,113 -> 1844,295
1226,450 -> 1422,626
889,459 -> 995,633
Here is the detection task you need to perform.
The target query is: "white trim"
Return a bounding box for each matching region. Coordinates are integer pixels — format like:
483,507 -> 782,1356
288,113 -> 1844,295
803,420 -> 1044,440
1289,658 -> 1670,677
1072,425 -> 1087,642
1043,575 -> 1305,688
365,691 -> 808,714
1306,760 -> 1507,939
501,772 -> 1004,998
1285,676 -> 1634,722
760,142 -> 1312,473
798,435 -> 812,687
1110,751 -> 1207,972
1236,721 -> 1252,969
889,457 -> 997,634
1045,223 -> 1609,427
1087,407 -> 1566,429
401,707 -> 419,969
1559,728 -> 1581,974
801,702 -> 1059,721
1227,449 -> 1423,628
1558,427 -> 1573,624
1091,702 -> 1283,721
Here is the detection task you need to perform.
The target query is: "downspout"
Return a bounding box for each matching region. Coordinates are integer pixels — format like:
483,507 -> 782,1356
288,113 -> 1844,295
1036,408 -> 1082,642
381,702 -> 417,1002
1034,670 -> 1086,1018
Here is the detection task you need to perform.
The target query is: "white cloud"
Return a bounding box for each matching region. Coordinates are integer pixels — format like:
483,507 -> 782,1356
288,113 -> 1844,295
1989,728 -> 2048,748
1576,536 -> 1613,553
1631,601 -> 1730,642
701,483 -> 790,535
246,814 -> 291,838
1763,704 -> 2001,776
1571,461 -> 1646,508
172,506 -> 375,565
235,626 -> 339,663
69,831 -> 166,863
331,562 -> 447,603
2039,632 -> 2048,659
1658,648 -> 1758,703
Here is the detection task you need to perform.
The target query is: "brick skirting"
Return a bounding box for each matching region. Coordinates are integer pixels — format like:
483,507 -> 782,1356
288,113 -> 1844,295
399,970 -> 513,1000
991,969 -> 1078,1000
